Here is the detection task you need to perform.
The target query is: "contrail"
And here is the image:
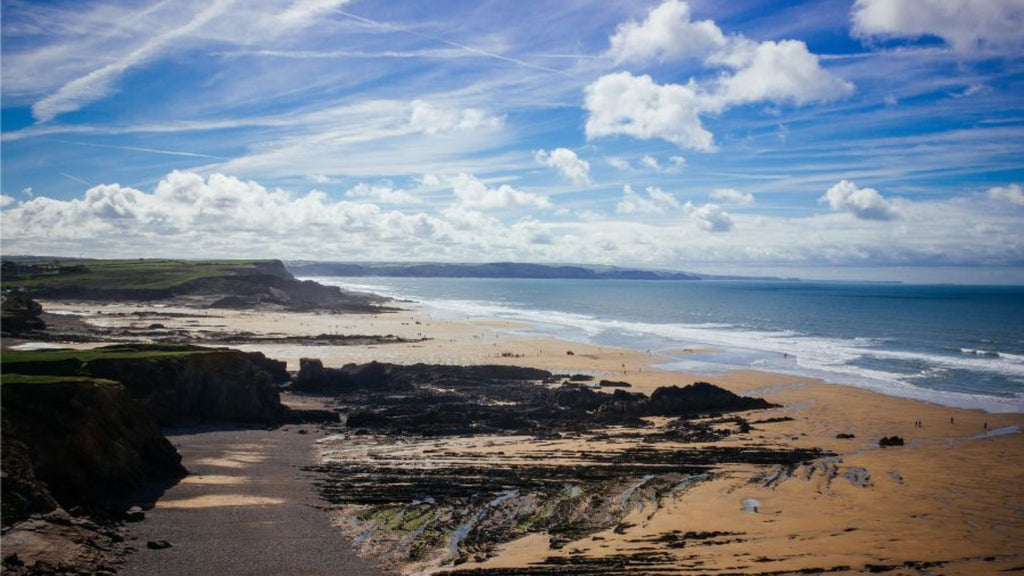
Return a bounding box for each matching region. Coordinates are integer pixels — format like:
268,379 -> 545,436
59,172 -> 93,186
53,139 -> 225,159
332,8 -> 573,77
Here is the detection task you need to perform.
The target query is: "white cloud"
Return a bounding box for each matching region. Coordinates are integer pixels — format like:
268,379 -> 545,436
987,183 -> 1024,206
684,201 -> 734,232
706,40 -> 854,109
409,100 -> 504,135
2,171 -> 1022,280
345,182 -> 421,204
584,72 -> 713,151
617,184 -> 680,214
535,148 -> 591,186
607,0 -> 726,64
1,195 -> 16,208
851,0 -> 1024,52
605,157 -> 632,172
820,180 -> 900,221
450,173 -> 551,211
588,3 -> 851,149
710,188 -> 754,205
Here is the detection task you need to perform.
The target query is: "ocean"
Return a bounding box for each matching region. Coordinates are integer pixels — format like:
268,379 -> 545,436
307,277 -> 1024,413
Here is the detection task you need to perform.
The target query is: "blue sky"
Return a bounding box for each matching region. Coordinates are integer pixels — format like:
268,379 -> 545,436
2,0 -> 1023,283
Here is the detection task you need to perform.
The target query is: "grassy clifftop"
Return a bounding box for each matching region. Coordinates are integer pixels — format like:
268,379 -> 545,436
2,258 -> 290,291
1,258 -> 386,311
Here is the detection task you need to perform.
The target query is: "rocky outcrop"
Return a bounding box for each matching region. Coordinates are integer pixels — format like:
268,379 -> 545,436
3,345 -> 291,427
296,361 -> 776,436
1,377 -> 185,526
647,382 -> 775,415
1,293 -> 45,336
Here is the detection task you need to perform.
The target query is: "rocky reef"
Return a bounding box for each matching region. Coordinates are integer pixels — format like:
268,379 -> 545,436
298,360 -> 821,571
295,360 -> 774,435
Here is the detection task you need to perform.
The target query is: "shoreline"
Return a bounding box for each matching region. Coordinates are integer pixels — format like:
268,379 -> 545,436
11,299 -> 1024,575
306,276 -> 1024,415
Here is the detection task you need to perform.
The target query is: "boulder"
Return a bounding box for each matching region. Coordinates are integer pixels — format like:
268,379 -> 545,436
648,382 -> 775,416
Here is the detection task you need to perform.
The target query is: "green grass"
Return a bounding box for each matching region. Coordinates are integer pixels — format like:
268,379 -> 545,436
2,258 -> 288,291
0,373 -> 119,386
1,346 -> 209,366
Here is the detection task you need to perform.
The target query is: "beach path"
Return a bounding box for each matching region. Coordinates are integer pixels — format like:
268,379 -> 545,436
120,424 -> 384,576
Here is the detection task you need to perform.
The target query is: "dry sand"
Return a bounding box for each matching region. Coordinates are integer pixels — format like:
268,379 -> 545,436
34,300 -> 1024,575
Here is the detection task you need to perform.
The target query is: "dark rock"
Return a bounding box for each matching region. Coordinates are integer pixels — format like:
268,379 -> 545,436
878,436 -> 905,447
146,540 -> 172,550
1,377 -> 185,527
647,382 -> 775,416
836,433 -> 856,439
81,346 -> 287,426
598,380 -> 632,388
124,506 -> 145,522
1,292 -> 46,335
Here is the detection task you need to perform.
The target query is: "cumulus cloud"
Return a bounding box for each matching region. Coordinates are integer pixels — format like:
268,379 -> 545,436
607,0 -> 726,64
451,173 -> 551,211
3,171 -> 1022,280
710,188 -> 754,205
820,180 -> 900,221
535,148 -> 591,186
584,72 -> 713,151
1,195 -> 16,208
851,0 -> 1024,52
617,184 -> 681,214
345,182 -> 421,204
987,183 -> 1024,206
706,39 -> 854,109
409,100 -> 504,135
684,201 -> 733,232
587,2 -> 851,149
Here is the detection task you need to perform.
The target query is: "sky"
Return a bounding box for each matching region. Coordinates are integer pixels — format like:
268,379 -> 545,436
2,0 -> 1023,284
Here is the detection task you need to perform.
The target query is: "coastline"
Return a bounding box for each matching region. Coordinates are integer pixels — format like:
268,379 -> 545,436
14,300 -> 1024,575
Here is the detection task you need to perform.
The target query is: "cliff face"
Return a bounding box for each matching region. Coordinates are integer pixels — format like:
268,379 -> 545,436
1,377 -> 186,527
3,346 -> 290,427
102,351 -> 286,426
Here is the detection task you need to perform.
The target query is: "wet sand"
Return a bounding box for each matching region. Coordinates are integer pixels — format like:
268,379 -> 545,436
119,411 -> 383,576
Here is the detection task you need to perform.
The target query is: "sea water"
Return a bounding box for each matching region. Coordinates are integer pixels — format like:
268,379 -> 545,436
306,277 -> 1024,413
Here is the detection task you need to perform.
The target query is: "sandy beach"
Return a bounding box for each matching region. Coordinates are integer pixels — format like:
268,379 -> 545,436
24,300 -> 1024,575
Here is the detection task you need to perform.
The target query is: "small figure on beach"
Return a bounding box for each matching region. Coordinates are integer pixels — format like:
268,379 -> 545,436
950,416 -> 955,425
